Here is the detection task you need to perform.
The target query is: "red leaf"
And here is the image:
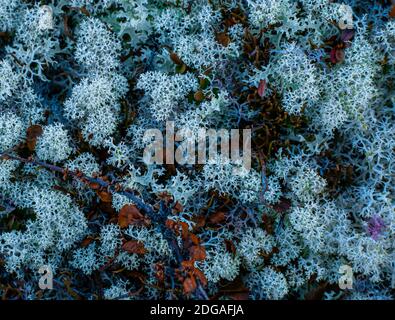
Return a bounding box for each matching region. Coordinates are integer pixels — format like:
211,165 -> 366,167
165,218 -> 177,230
89,182 -> 100,190
193,90 -> 205,102
118,204 -> 150,228
189,245 -> 206,261
208,211 -> 226,225
390,5 -> 395,18
97,190 -> 112,203
26,125 -> 43,151
216,32 -> 230,47
189,233 -> 200,245
229,292 -> 250,300
330,48 -> 337,64
180,222 -> 189,240
192,215 -> 206,229
257,80 -> 266,97
330,48 -> 345,64
181,260 -> 195,269
193,268 -> 208,287
173,201 -> 183,213
81,236 -> 94,248
122,240 -> 147,255
224,239 -> 237,255
273,198 -> 291,213
170,52 -> 183,65
183,276 -> 197,295
335,49 -> 345,63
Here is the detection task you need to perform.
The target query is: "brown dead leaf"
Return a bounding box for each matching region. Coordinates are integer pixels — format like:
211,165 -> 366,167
193,268 -> 208,287
180,221 -> 189,240
257,79 -> 266,98
189,245 -> 206,261
26,125 -> 43,151
165,218 -> 177,231
122,240 -> 147,255
80,6 -> 91,17
63,15 -> 73,40
192,215 -> 206,230
97,190 -> 112,203
183,276 -> 197,295
89,182 -> 100,190
118,204 -> 150,228
173,201 -> 183,213
224,239 -> 236,256
390,5 -> 395,18
208,211 -> 226,224
170,52 -> 183,65
181,260 -> 195,269
81,236 -> 94,248
189,233 -> 200,246
193,90 -> 204,102
229,292 -> 250,300
216,32 -> 230,47
272,198 -> 291,213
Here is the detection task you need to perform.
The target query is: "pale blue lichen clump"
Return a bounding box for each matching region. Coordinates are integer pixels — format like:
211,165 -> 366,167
0,0 -> 393,300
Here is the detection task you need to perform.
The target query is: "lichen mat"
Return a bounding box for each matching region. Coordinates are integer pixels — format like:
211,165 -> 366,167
0,0 -> 394,300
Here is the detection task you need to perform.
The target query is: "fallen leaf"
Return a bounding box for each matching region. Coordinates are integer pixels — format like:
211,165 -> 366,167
225,239 -> 237,256
170,52 -> 183,65
158,192 -> 173,203
189,245 -> 206,261
26,125 -> 43,151
208,211 -> 226,224
154,263 -> 165,283
335,48 -> 345,63
257,79 -> 266,97
180,221 -> 189,240
173,201 -> 183,213
80,6 -> 91,16
330,48 -> 337,64
216,32 -> 230,47
122,240 -> 147,255
194,90 -> 204,102
63,15 -> 73,40
273,198 -> 291,213
181,260 -> 195,269
118,204 -> 150,228
192,215 -> 206,230
193,268 -> 208,287
229,292 -> 250,300
89,182 -> 100,190
183,276 -> 197,295
189,233 -> 200,245
165,218 -> 177,231
390,5 -> 395,18
330,47 -> 345,64
81,236 -> 94,248
97,190 -> 112,203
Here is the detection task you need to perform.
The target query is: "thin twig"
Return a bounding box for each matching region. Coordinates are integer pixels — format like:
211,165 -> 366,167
0,151 -> 210,299
0,152 -> 154,215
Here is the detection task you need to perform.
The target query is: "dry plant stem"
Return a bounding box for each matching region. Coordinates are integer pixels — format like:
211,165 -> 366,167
0,152 -> 154,215
0,151 -> 209,299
